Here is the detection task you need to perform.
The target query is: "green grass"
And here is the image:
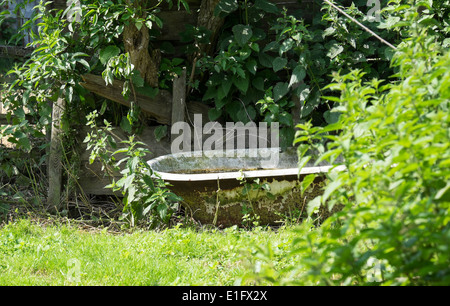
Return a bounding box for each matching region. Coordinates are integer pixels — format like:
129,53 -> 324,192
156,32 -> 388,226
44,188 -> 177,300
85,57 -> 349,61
0,219 -> 297,285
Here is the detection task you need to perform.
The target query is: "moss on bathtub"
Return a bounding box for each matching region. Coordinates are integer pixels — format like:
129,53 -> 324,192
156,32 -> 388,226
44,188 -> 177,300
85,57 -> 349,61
176,176 -> 332,227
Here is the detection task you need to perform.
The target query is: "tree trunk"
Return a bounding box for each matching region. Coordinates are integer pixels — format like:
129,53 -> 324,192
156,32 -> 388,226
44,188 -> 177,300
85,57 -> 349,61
123,1 -> 160,87
197,0 -> 224,56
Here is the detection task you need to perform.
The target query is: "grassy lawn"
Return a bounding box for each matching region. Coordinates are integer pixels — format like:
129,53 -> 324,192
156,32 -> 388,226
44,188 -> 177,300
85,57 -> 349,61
0,218 -> 297,285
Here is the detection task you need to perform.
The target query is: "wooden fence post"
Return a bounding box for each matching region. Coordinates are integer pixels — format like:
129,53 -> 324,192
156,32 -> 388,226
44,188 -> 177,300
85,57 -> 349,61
47,97 -> 65,211
171,67 -> 187,126
171,68 -> 189,150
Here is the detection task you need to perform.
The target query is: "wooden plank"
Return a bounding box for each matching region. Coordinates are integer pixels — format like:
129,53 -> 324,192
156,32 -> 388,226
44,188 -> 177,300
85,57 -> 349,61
80,74 -> 211,126
47,97 -> 65,211
80,74 -> 172,124
171,67 -> 187,125
0,45 -> 33,58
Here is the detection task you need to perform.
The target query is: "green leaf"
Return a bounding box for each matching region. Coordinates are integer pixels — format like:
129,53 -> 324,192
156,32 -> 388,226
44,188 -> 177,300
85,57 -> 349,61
273,57 -> 288,72
289,65 -> 306,87
157,203 -> 168,220
245,58 -> 258,75
232,24 -> 253,46
435,182 -> 450,200
99,45 -> 120,65
135,20 -> 143,31
254,0 -> 280,14
280,38 -> 294,55
208,108 -> 222,121
252,77 -> 265,91
131,71 -> 144,87
307,196 -> 322,216
154,125 -> 168,142
278,112 -> 292,126
322,178 -> 343,204
301,174 -> 316,196
273,82 -> 289,101
77,59 -> 90,70
222,77 -> 233,95
100,100 -> 108,115
326,42 -> 344,59
233,76 -> 249,93
136,86 -> 159,98
324,109 -> 341,124
214,0 -> 239,17
299,88 -> 320,119
120,116 -> 132,133
258,52 -> 273,68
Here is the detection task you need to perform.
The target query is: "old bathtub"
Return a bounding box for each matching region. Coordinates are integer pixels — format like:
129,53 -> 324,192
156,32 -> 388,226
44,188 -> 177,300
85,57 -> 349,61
147,148 -> 343,227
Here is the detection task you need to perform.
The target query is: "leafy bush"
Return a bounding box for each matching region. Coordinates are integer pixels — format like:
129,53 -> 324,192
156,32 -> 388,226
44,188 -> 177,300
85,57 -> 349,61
245,0 -> 450,285
85,111 -> 182,228
195,0 -> 413,148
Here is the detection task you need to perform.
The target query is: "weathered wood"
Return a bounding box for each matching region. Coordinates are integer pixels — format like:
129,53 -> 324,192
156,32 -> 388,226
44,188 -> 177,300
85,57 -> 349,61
80,74 -> 172,124
47,97 -> 65,210
197,0 -> 224,56
123,21 -> 160,87
80,74 -> 211,125
171,68 -> 187,125
0,45 -> 33,58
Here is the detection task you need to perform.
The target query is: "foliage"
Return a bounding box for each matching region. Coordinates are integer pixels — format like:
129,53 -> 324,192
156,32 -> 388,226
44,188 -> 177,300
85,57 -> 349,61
246,0 -> 450,285
84,111 -> 182,228
194,0 -> 414,148
0,0 -> 187,225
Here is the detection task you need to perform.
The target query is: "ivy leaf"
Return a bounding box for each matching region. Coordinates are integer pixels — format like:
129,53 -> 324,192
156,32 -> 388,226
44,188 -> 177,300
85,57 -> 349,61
208,108 -> 222,121
273,57 -> 288,72
232,24 -> 253,46
99,45 -> 120,65
273,82 -> 289,101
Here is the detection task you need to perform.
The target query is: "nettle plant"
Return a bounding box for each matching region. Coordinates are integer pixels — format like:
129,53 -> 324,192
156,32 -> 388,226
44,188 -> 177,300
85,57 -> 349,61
245,1 -> 450,285
85,111 -> 182,228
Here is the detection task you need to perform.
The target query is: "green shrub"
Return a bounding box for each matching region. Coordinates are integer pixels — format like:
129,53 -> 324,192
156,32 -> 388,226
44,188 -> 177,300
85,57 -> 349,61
84,111 -> 182,228
245,0 -> 450,285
